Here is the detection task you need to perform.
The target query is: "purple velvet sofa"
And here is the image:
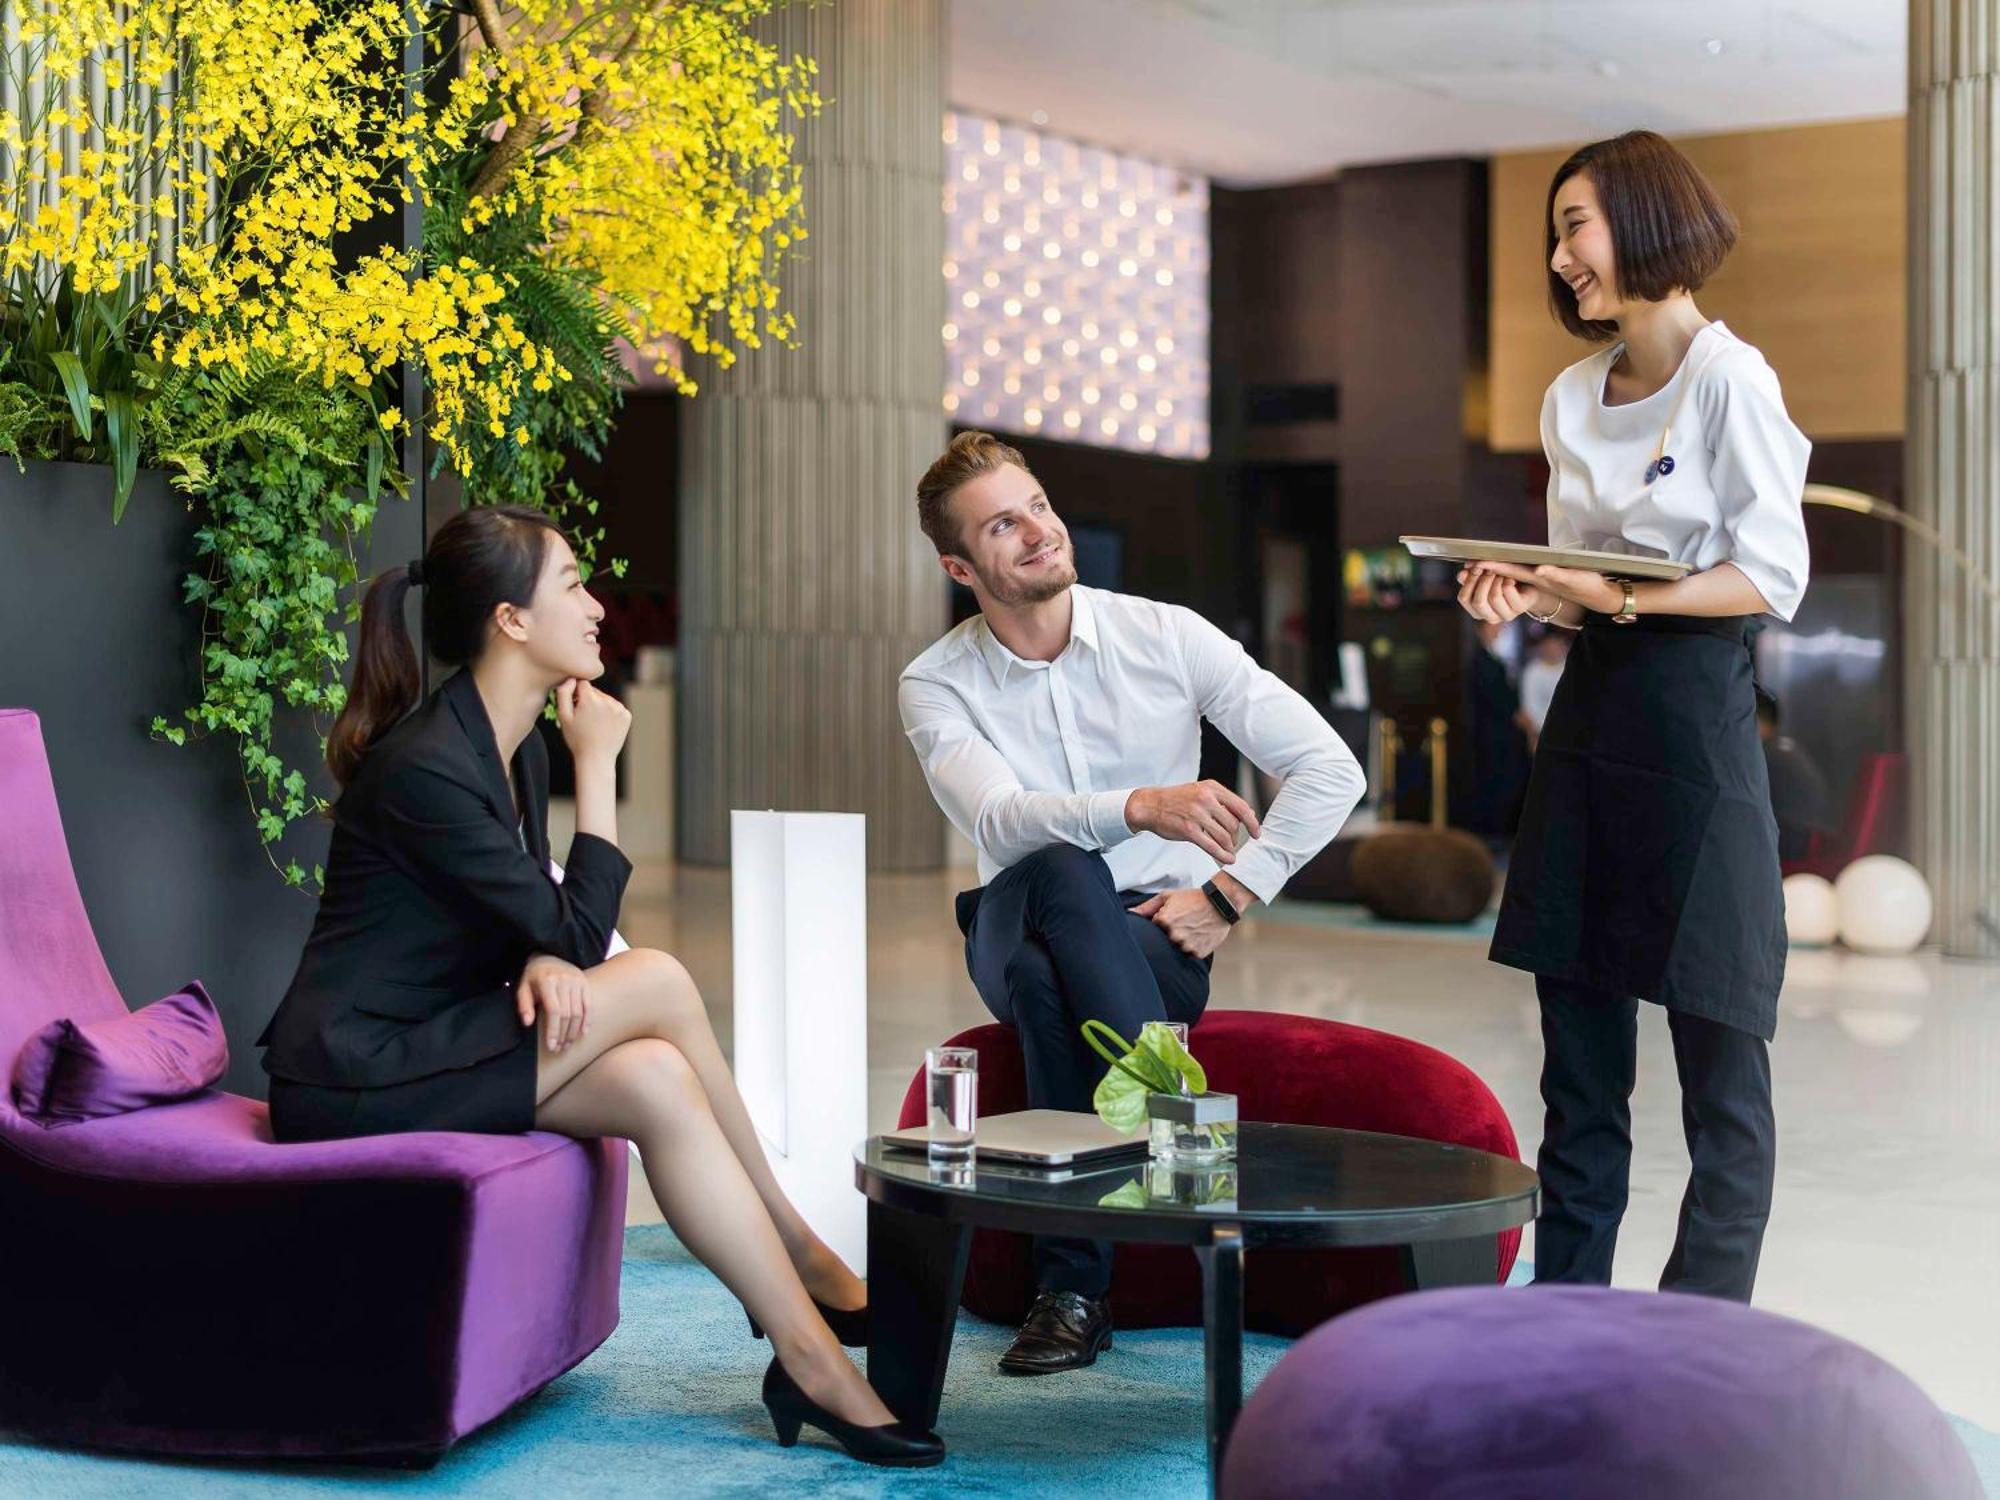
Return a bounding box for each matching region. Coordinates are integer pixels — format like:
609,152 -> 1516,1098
0,708 -> 628,1463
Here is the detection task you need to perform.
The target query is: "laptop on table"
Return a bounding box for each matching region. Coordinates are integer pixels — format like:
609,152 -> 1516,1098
882,1109 -> 1148,1168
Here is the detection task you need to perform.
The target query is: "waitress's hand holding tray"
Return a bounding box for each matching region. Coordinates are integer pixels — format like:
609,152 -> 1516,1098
1402,536 -> 1692,623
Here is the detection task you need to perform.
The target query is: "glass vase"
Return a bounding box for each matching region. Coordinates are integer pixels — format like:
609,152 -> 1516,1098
1146,1090 -> 1238,1164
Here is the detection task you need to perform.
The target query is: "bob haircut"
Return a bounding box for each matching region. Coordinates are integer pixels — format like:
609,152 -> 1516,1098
1545,130 -> 1739,342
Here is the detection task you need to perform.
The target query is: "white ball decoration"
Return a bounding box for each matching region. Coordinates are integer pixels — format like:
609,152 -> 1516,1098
1782,874 -> 1839,948
1833,856 -> 1934,956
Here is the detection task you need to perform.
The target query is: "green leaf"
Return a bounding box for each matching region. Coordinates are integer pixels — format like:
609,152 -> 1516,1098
49,351 -> 93,441
1092,1058 -> 1154,1134
1080,1018 -> 1204,1133
105,391 -> 139,521
92,294 -> 127,343
1097,1180 -> 1149,1210
1134,1020 -> 1207,1097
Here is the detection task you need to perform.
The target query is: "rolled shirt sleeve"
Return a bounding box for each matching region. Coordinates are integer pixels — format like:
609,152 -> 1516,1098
1701,351 -> 1812,621
1172,607 -> 1365,904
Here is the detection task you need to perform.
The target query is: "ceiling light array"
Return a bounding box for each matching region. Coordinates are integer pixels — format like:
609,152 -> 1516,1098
941,110 -> 1211,460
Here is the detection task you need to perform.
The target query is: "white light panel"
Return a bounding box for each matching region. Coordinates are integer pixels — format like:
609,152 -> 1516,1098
943,111 -> 1210,460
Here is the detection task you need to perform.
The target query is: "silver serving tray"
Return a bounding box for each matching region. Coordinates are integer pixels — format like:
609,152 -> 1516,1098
1400,535 -> 1692,581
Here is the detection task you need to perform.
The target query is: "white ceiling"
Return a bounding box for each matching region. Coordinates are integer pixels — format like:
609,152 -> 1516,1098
948,0 -> 1905,186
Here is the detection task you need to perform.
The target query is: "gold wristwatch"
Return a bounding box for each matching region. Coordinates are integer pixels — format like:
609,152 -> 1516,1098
1611,580 -> 1639,624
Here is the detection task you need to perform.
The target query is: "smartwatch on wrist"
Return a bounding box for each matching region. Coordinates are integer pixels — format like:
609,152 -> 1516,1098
1201,878 -> 1242,925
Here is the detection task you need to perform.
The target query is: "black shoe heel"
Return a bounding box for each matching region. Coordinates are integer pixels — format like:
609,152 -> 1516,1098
748,1297 -> 869,1348
759,1359 -> 945,1468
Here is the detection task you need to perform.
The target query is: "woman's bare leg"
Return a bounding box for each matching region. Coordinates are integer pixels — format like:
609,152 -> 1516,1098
533,948 -> 863,1310
536,1037 -> 893,1428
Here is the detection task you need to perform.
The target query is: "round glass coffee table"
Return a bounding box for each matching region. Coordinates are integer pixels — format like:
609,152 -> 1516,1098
855,1122 -> 1537,1492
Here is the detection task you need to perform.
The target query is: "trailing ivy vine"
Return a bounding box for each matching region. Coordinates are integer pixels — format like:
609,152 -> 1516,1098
143,356 -> 400,889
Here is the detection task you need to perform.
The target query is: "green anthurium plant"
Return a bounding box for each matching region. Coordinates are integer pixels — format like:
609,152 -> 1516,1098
1080,1019 -> 1207,1134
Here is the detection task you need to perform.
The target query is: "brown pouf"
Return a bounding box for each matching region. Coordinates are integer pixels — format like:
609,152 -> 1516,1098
1350,828 -> 1496,924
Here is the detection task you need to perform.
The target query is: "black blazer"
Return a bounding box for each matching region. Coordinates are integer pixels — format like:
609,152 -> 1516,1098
259,667 -> 632,1089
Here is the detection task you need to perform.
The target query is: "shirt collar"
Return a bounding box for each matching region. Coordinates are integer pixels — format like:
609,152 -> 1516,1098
973,586 -> 1098,687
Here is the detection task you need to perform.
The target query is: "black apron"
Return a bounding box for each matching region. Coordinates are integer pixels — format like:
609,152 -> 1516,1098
1490,612 -> 1785,1040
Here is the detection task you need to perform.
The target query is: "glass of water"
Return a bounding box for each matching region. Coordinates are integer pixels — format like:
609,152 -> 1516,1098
925,1046 -> 978,1164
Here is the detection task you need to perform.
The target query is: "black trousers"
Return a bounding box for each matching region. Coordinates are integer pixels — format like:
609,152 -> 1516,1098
1533,975 -> 1775,1303
960,844 -> 1211,1297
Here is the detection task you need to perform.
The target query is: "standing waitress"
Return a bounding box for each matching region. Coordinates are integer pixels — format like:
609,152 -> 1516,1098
1461,130 -> 1809,1304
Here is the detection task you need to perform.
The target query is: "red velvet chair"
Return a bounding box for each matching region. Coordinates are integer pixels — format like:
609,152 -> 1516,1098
896,1011 -> 1522,1336
1781,750 -> 1906,880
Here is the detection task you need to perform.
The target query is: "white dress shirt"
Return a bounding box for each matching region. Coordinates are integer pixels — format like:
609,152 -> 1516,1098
898,586 -> 1365,903
1543,320 -> 1812,621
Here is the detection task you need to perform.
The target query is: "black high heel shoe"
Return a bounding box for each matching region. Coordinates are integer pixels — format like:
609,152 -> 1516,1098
747,1296 -> 868,1348
760,1358 -> 944,1467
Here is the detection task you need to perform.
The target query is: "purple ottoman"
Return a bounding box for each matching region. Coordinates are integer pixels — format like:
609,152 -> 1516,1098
1222,1285 -> 1981,1500
0,708 -> 627,1462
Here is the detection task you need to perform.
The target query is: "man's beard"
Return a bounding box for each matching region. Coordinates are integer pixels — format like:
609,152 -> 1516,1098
980,545 -> 1076,607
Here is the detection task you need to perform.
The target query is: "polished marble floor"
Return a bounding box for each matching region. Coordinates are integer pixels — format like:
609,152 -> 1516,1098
615,861 -> 2000,1427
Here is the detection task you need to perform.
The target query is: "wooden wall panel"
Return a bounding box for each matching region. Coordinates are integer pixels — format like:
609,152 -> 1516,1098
1489,117 -> 1905,451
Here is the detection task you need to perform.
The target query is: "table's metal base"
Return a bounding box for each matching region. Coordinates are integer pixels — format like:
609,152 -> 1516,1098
1196,1226 -> 1245,1488
867,1202 -> 1502,1495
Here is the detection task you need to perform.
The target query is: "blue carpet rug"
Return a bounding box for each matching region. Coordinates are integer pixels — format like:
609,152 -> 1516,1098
2,1231 -> 1993,1497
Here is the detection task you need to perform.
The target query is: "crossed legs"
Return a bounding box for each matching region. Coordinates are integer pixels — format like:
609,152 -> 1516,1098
531,947 -> 888,1427
964,844 -> 1210,1294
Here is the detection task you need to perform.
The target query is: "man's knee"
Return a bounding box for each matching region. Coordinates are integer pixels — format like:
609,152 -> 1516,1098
1001,937 -> 1062,1014
1005,843 -> 1113,911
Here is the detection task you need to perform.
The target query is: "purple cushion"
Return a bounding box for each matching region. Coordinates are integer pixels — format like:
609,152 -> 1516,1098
10,981 -> 226,1127
1223,1285 -> 1982,1500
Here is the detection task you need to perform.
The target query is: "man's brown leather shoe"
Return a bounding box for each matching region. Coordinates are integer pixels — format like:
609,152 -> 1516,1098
997,1290 -> 1113,1376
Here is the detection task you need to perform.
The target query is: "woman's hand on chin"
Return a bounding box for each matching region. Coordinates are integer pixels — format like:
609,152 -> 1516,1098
555,677 -> 633,766
519,953 -> 590,1052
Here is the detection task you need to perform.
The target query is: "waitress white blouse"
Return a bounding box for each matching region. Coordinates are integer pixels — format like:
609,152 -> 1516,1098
1541,320 -> 1811,620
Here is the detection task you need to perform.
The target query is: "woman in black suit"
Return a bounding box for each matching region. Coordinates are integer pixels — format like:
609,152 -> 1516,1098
259,506 -> 941,1467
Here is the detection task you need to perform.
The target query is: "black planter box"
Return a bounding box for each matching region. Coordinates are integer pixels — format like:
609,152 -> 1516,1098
0,460 -> 422,1096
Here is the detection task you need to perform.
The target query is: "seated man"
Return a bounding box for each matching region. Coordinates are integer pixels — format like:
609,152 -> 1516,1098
897,432 -> 1364,1376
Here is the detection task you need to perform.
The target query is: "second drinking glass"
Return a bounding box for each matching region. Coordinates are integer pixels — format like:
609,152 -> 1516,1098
925,1046 -> 979,1163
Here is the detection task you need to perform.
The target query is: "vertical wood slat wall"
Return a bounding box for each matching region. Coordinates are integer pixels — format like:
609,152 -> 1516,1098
677,0 -> 949,870
0,5 -> 208,281
1908,0 -> 1999,958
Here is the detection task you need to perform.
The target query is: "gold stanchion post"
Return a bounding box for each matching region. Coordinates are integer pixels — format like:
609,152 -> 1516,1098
1428,717 -> 1449,829
1377,718 -> 1401,823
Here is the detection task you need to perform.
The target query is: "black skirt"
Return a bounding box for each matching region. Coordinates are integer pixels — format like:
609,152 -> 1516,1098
267,1027 -> 540,1142
1489,613 -> 1786,1040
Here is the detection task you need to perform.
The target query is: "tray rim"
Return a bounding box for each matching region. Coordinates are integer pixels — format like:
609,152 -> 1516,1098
1398,535 -> 1693,581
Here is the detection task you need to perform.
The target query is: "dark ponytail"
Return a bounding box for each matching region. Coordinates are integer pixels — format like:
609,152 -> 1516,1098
326,505 -> 568,785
